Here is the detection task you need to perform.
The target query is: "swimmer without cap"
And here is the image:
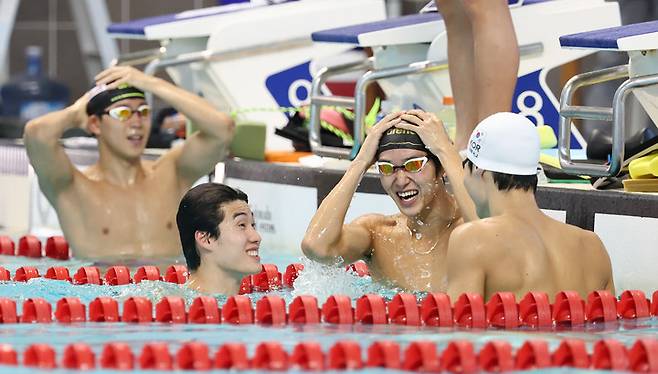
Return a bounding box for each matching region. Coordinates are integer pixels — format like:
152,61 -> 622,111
86,83 -> 146,116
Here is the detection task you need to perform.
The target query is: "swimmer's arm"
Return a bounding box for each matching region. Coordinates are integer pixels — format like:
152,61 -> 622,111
302,160 -> 374,264
445,224 -> 486,300
94,66 -> 235,182
140,74 -> 235,183
23,99 -> 85,199
434,143 -> 478,222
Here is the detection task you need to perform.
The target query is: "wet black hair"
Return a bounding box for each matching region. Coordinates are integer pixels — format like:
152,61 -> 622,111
176,183 -> 249,271
463,158 -> 537,193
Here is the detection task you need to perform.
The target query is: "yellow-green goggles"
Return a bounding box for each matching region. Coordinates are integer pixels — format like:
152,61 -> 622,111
103,104 -> 151,122
376,156 -> 429,176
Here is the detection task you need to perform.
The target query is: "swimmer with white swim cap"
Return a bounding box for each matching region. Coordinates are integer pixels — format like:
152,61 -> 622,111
177,183 -> 262,295
24,66 -> 235,260
302,110 -> 477,292
444,112 -> 615,300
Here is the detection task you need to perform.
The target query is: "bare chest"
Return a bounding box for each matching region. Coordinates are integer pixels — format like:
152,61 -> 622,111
368,227 -> 450,292
56,169 -> 184,257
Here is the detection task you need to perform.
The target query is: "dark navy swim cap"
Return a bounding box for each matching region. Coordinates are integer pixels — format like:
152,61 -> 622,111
86,84 -> 145,116
376,126 -> 427,157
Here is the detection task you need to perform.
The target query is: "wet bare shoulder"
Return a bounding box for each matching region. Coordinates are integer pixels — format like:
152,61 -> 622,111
80,164 -> 102,182
153,143 -> 183,168
448,219 -> 505,259
350,213 -> 399,234
578,229 -> 608,259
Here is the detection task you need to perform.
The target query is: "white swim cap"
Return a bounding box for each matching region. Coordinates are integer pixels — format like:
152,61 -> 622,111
466,112 -> 540,176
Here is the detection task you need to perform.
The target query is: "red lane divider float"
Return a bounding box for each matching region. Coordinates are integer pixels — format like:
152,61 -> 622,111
0,235 -> 70,260
0,235 -> 373,290
0,289 -> 655,328
0,236 -> 15,256
0,338 -> 654,371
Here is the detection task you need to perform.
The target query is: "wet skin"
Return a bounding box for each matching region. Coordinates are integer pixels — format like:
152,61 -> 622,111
302,112 -> 472,292
24,66 -> 234,260
445,165 -> 615,300
187,200 -> 262,295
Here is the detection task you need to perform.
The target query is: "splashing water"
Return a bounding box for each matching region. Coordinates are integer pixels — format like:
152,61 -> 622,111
290,257 -> 402,304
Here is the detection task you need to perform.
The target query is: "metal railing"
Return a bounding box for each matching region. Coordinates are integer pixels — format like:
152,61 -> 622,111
308,42 -> 543,160
557,64 -> 658,177
308,58 -> 449,159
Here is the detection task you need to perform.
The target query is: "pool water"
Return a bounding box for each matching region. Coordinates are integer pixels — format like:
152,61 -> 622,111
0,254 -> 656,373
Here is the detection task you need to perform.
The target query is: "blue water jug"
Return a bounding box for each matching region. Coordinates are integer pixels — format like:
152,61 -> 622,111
0,46 -> 69,121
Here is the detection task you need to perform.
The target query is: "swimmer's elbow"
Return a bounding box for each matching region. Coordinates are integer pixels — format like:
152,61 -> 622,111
301,236 -> 334,262
23,119 -> 51,149
213,113 -> 236,140
24,119 -> 43,141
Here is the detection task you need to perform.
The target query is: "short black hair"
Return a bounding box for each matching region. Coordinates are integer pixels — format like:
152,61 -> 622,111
463,158 -> 537,193
176,183 -> 249,271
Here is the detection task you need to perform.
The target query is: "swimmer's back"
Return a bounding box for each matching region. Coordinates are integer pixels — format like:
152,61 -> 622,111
448,213 -> 614,300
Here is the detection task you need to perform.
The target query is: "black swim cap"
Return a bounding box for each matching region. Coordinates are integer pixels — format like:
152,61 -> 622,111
86,84 -> 146,116
376,126 -> 427,157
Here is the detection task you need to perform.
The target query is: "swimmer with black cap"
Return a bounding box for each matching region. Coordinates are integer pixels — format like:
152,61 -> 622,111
24,65 -> 235,260
302,111 -> 476,291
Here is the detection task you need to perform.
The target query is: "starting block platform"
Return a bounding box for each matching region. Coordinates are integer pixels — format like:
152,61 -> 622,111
560,20 -> 658,51
558,20 -> 658,177
107,0 -> 387,151
307,0 -> 621,159
311,0 -> 551,47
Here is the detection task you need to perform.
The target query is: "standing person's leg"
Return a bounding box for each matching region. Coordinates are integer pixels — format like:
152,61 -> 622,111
435,0 -> 478,151
463,0 -> 519,124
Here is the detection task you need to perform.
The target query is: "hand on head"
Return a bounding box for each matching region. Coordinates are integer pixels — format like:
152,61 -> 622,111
398,109 -> 453,155
94,66 -> 155,91
355,112 -> 403,164
70,93 -> 91,132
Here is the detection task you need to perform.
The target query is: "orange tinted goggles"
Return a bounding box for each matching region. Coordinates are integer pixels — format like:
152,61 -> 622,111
376,156 -> 429,176
103,104 -> 151,122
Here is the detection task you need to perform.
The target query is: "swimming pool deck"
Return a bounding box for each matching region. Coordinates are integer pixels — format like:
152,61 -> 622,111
224,158 -> 658,232
1,139 -> 657,233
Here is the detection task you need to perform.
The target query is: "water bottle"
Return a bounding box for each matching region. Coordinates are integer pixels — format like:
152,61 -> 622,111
0,46 -> 69,121
436,96 -> 456,141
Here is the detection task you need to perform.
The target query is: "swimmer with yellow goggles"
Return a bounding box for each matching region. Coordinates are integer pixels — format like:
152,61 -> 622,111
102,104 -> 151,122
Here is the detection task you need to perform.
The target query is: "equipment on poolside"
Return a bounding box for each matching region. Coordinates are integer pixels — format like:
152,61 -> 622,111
0,46 -> 69,121
559,20 -> 658,177
629,152 -> 658,179
309,0 -> 621,159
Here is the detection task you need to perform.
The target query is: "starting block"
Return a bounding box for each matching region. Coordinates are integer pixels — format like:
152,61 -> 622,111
559,20 -> 658,176
309,0 -> 621,159
107,0 -> 386,151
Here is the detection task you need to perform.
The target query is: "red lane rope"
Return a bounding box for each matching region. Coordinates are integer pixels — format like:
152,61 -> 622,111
2,338 -> 656,371
6,261 -> 364,293
0,235 -> 69,260
0,289 -> 656,327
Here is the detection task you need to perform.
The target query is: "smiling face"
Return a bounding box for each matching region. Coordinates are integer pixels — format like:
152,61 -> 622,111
90,98 -> 151,160
378,148 -> 442,217
203,200 -> 262,276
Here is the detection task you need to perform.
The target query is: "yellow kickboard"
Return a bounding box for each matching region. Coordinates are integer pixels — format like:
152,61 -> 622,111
629,152 -> 658,179
623,178 -> 658,193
